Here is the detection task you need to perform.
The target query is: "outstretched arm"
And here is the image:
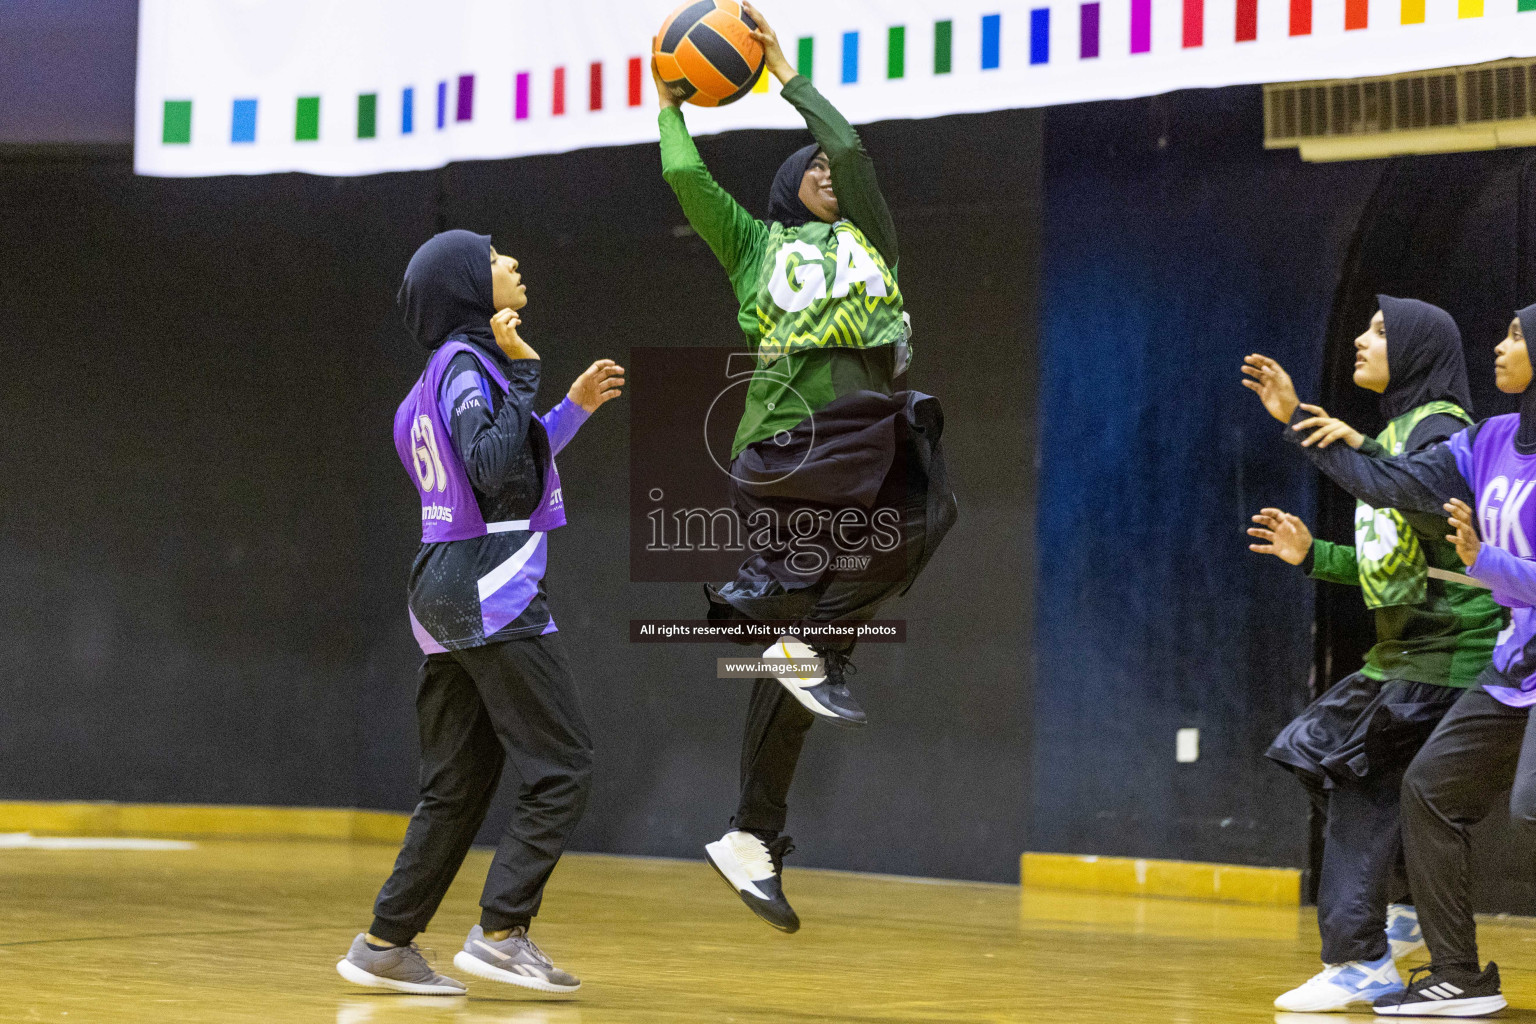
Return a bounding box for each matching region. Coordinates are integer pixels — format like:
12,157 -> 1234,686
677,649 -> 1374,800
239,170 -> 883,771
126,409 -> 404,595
655,64 -> 767,296
745,2 -> 898,266
1283,406 -> 1474,514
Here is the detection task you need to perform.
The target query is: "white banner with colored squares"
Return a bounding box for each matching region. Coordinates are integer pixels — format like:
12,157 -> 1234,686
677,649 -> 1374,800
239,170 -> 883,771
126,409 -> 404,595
135,0 -> 1536,177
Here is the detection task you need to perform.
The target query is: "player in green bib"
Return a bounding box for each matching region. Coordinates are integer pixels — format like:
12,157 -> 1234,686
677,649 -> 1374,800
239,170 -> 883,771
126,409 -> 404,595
1242,297 -> 1506,1012
655,3 -> 956,932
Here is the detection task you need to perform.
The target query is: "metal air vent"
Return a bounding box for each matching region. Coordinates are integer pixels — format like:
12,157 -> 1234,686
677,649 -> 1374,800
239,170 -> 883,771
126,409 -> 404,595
1264,57 -> 1536,162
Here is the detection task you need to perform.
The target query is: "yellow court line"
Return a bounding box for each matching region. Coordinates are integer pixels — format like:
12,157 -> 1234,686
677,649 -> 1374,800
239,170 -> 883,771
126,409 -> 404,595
0,801 -> 410,844
1022,851 -> 1301,906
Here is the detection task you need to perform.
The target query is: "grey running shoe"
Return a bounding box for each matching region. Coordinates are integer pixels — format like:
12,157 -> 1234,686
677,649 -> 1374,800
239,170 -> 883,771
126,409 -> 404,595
452,924 -> 581,994
335,933 -> 466,995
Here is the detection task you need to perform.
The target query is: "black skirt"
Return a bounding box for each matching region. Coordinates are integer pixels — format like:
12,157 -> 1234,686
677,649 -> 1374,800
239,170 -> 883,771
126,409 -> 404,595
1266,671 -> 1463,785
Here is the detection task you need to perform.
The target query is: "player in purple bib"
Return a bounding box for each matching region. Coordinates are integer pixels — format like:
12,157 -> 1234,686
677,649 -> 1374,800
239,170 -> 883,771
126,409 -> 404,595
1247,304 -> 1536,1017
336,229 -> 624,997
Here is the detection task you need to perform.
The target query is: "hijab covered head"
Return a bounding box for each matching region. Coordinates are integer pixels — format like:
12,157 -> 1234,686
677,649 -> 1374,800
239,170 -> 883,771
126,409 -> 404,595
1376,295 -> 1473,422
767,143 -> 821,228
1517,303 -> 1536,451
398,229 -> 498,356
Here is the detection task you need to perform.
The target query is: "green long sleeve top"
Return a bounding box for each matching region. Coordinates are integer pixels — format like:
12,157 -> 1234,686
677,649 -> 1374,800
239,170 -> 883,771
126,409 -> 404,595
659,76 -> 907,457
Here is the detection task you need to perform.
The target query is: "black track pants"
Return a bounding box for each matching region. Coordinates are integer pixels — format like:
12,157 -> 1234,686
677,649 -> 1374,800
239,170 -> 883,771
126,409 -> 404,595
1303,766 -> 1413,963
370,633 -> 593,943
1400,686 -> 1536,968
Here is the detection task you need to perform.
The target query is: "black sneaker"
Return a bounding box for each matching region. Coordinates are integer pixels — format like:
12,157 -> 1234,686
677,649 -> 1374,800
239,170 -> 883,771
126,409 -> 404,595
764,637 -> 867,728
1374,962 -> 1506,1017
703,829 -> 801,933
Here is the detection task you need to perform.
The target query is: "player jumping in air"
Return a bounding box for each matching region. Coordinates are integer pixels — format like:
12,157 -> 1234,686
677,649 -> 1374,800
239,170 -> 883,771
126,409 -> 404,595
336,230 -> 623,995
1242,298 -> 1504,1012
1248,304 -> 1536,1017
655,3 -> 957,932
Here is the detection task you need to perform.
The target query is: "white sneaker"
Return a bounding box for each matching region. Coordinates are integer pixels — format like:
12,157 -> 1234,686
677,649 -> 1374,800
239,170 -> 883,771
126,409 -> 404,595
762,637 -> 866,727
704,829 -> 800,932
1273,956 -> 1405,1012
1386,904 -> 1427,959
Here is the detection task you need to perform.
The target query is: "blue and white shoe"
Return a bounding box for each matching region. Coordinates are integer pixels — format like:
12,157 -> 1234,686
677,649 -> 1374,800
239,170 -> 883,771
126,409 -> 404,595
1273,955 -> 1405,1012
1386,904 -> 1427,959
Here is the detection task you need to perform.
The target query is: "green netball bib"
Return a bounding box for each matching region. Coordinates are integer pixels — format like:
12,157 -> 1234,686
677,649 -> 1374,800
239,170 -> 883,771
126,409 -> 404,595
1356,400 -> 1472,609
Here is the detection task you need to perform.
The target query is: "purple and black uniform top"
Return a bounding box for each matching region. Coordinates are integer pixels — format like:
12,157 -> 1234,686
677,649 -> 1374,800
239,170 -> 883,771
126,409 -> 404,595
390,228 -> 590,654
1290,303 -> 1536,707
394,340 -> 587,652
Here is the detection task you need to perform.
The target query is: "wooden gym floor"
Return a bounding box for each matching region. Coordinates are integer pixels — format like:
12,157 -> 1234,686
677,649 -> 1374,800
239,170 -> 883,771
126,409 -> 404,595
5,838 -> 1536,1023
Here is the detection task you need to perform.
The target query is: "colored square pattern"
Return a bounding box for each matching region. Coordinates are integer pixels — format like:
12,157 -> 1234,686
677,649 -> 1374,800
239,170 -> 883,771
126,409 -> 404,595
1290,0 -> 1313,34
1183,0 -> 1204,46
1081,4 -> 1101,57
982,14 -> 1001,69
1131,0 -> 1151,52
357,93 -> 377,139
231,99 -> 257,143
295,96 -> 319,141
1236,0 -> 1257,40
163,100 -> 191,144
166,2 -> 1536,152
456,75 -> 474,121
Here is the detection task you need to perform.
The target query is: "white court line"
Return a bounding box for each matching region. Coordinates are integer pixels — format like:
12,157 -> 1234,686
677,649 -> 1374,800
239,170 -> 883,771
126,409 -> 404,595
0,833 -> 195,851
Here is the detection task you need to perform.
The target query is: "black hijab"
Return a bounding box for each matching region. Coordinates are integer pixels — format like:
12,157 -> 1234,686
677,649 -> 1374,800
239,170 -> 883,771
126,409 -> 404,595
397,229 -> 502,362
1517,303 -> 1536,452
1377,295 -> 1473,422
767,143 -> 820,228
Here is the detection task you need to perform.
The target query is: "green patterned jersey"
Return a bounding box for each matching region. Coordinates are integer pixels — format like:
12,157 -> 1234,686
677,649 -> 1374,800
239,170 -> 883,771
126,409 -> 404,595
746,220 -> 904,365
1355,401 -> 1470,609
659,76 -> 905,458
1308,400 -> 1505,687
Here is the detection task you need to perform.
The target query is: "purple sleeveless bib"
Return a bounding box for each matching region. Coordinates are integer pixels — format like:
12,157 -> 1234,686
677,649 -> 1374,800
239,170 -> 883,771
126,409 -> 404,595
393,339 -> 568,542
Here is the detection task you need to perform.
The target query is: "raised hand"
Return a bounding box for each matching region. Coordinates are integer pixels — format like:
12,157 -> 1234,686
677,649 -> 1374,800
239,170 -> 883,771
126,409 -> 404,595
742,2 -> 795,84
1445,498 -> 1481,568
1292,403 -> 1364,449
1248,507 -> 1313,565
568,359 -> 626,413
491,309 -> 538,361
1242,354 -> 1301,423
651,51 -> 685,109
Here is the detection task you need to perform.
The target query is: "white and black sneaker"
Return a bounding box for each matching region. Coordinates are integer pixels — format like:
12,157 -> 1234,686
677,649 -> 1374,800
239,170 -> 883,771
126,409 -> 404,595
704,829 -> 800,933
1374,962 -> 1506,1017
765,637 -> 866,728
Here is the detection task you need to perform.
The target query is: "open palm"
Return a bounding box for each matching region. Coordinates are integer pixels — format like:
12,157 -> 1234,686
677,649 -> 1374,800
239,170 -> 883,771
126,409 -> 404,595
1242,354 -> 1300,424
1248,507 -> 1312,565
